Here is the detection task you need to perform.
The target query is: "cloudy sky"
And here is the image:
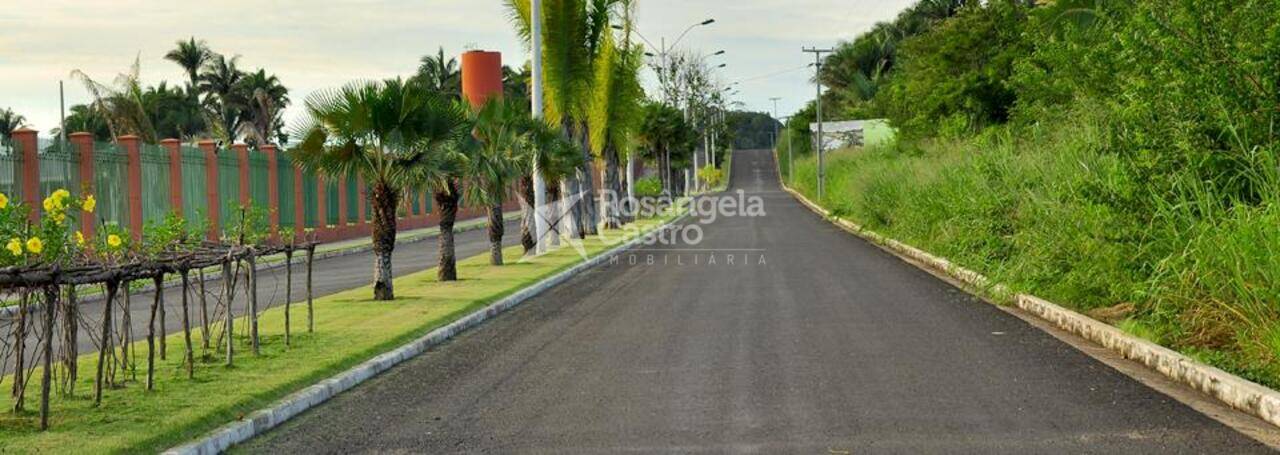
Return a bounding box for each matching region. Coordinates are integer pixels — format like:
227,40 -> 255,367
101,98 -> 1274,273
0,0 -> 914,133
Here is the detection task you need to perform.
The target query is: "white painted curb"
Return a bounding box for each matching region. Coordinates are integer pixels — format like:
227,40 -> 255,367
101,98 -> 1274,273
780,183 -> 1280,430
164,214 -> 689,455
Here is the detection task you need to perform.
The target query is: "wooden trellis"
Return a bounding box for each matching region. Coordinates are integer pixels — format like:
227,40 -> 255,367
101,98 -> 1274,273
0,240 -> 318,431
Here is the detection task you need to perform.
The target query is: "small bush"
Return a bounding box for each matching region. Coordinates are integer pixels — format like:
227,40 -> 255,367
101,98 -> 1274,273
633,177 -> 663,198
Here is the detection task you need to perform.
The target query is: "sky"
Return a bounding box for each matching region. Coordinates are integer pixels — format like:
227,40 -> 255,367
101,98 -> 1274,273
0,0 -> 915,134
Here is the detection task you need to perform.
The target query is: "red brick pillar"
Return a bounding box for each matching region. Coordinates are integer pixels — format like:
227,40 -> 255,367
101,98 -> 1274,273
263,144 -> 280,237
337,174 -> 349,229
234,143 -> 250,208
293,167 -> 304,236
161,139 -> 183,216
120,135 -> 143,240
199,140 -> 220,241
11,128 -> 38,223
70,132 -> 95,236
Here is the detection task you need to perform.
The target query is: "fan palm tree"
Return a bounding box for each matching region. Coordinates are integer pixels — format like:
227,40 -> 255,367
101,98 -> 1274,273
464,98 -> 528,265
236,69 -> 290,146
199,54 -> 247,142
165,37 -> 211,92
638,102 -> 691,193
292,77 -> 466,300
518,115 -> 585,248
0,108 -> 25,139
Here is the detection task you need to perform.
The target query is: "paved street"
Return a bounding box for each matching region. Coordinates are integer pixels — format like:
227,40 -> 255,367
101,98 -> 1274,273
242,149 -> 1271,454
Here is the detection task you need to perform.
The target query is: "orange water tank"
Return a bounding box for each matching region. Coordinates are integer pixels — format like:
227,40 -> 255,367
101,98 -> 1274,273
461,50 -> 503,108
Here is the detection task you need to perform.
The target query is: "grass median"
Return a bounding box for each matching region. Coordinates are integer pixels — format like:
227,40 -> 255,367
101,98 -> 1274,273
0,215 -> 675,453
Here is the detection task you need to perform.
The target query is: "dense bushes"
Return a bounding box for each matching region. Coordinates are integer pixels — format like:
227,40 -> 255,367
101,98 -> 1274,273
787,0 -> 1280,386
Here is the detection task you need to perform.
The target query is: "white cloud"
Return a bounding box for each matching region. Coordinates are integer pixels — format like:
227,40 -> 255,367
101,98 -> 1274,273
0,0 -> 913,133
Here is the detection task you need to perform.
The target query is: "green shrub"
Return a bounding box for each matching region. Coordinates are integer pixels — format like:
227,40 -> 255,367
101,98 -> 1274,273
633,176 -> 663,198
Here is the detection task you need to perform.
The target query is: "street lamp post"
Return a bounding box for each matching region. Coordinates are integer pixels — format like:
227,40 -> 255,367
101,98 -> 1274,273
770,97 -> 781,151
531,0 -> 550,254
803,47 -> 832,199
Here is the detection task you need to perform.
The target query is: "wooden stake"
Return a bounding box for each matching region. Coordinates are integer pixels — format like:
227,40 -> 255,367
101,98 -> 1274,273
306,245 -> 315,333
180,269 -> 194,379
284,248 -> 293,347
39,285 -> 58,430
94,282 -> 117,407
246,251 -> 259,355
222,260 -> 234,367
198,269 -> 209,351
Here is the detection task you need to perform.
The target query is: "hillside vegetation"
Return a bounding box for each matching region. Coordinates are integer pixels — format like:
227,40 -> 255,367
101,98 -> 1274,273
784,0 -> 1280,386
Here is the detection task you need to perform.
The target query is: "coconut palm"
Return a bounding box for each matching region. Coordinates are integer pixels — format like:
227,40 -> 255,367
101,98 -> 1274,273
165,37 -> 211,92
0,108 -> 26,139
506,0 -> 624,237
292,77 -> 466,300
638,102 -> 692,193
71,57 -> 158,142
415,47 -> 461,98
199,54 -> 247,142
463,98 -> 528,265
236,69 -> 290,146
587,26 -> 645,228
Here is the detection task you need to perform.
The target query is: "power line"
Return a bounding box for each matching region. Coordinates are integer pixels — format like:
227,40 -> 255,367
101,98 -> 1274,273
732,64 -> 811,85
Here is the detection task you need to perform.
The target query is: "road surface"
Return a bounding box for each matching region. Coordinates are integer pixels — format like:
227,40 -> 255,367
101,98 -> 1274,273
242,150 -> 1271,453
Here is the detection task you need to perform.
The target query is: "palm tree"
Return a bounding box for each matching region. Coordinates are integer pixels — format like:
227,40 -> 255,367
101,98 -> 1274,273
415,47 -> 461,98
638,102 -> 691,193
236,69 -> 290,146
587,27 -> 644,229
506,0 -> 623,236
464,98 -> 528,265
165,37 -> 211,92
517,116 -> 585,249
71,57 -> 158,142
292,78 -> 466,300
142,82 -> 206,140
199,54 -> 247,142
0,108 -> 26,139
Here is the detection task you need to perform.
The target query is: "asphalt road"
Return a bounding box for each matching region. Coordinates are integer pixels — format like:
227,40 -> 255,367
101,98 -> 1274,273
2,219 -> 518,375
242,150 -> 1271,454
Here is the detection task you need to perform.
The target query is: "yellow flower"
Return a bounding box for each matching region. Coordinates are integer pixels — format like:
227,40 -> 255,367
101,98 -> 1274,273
5,239 -> 21,257
53,189 -> 70,201
0,193 -> 8,209
42,197 -> 53,212
82,195 -> 96,213
107,234 -> 123,249
25,237 -> 43,255
74,231 -> 85,247
52,211 -> 66,223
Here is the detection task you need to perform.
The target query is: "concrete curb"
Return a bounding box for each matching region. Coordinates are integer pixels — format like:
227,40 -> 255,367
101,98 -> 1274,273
163,214 -> 689,455
780,183 -> 1280,430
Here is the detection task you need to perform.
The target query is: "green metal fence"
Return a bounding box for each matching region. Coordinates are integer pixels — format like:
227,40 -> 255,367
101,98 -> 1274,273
179,146 -> 208,227
345,175 -> 359,223
39,139 -> 79,201
0,138 -> 19,200
276,156 -> 295,230
301,169 -> 318,228
94,142 -> 129,228
140,144 -> 171,226
216,148 -> 240,232
325,178 -> 339,226
248,149 -> 270,210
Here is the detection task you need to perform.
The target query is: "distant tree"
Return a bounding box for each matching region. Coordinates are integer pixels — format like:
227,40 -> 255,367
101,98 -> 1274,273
236,69 -> 289,146
415,47 -> 461,98
142,82 -> 206,140
0,108 -> 26,139
165,37 -> 211,92
60,105 -> 111,141
71,57 -> 158,142
199,53 -> 247,142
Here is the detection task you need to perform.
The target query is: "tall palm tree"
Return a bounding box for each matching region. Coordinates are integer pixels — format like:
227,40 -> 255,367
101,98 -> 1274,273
506,0 -> 623,236
292,78 -> 466,300
415,47 -> 461,98
0,108 -> 25,139
464,98 -> 527,265
236,69 -> 290,146
71,57 -> 158,142
588,26 -> 644,228
165,37 -> 211,92
638,102 -> 691,193
199,53 -> 247,143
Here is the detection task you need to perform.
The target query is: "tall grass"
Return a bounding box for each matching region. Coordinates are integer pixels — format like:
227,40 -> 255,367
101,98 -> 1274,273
788,109 -> 1280,387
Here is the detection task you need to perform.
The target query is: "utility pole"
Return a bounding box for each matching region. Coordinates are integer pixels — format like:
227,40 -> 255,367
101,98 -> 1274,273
531,0 -> 550,254
803,47 -> 832,199
769,97 -> 781,151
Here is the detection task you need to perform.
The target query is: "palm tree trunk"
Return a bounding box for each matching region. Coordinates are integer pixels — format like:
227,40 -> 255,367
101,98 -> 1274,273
519,175 -> 536,253
547,181 -> 563,246
602,146 -> 622,229
434,180 -> 460,282
370,182 -> 399,300
488,204 -> 504,265
560,178 -> 581,239
578,135 -> 599,236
